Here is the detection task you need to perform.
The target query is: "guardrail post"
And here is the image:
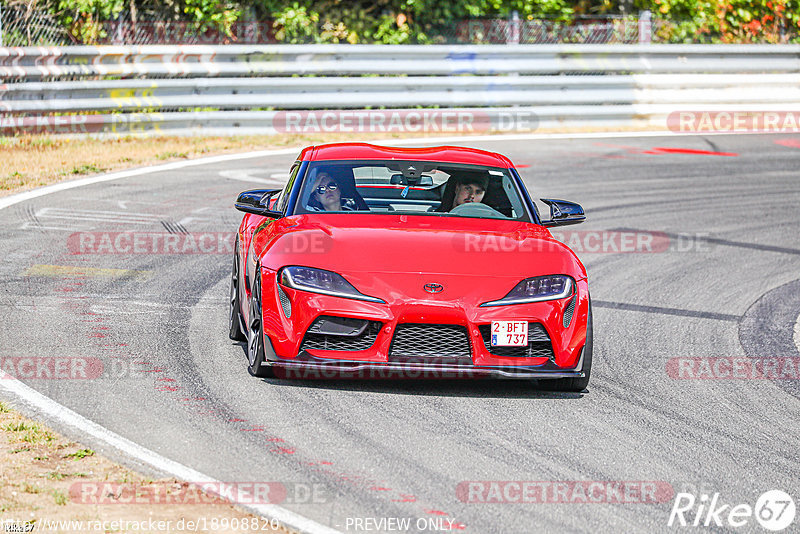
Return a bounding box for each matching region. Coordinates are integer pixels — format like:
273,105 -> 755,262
114,12 -> 124,44
508,11 -> 520,44
638,10 -> 652,44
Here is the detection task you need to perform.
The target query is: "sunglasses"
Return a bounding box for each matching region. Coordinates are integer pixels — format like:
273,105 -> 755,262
315,183 -> 338,194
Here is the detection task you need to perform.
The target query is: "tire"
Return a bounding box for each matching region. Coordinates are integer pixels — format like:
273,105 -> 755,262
538,299 -> 593,392
247,268 -> 275,378
228,242 -> 247,342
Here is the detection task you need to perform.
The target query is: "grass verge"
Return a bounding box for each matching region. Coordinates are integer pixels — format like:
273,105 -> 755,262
0,400 -> 289,533
0,132 -> 475,197
0,126 -> 656,197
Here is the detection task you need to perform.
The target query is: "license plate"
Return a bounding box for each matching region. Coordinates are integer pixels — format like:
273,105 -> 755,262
491,321 -> 528,346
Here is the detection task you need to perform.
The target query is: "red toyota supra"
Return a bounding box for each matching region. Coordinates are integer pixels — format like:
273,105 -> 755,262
229,143 -> 592,391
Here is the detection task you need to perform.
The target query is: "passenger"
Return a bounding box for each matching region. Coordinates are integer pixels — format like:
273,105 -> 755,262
436,171 -> 490,212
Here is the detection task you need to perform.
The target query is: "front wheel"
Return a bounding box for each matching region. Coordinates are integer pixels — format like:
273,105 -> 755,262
538,300 -> 593,392
247,269 -> 274,378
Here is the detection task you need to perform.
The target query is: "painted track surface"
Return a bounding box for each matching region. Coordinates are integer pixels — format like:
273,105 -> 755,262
1,133 -> 799,532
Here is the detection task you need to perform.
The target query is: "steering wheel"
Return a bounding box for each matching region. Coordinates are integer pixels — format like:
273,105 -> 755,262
449,202 -> 507,219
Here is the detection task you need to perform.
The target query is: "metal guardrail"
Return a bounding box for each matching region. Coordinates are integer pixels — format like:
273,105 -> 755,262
1,44 -> 800,136
3,44 -> 800,78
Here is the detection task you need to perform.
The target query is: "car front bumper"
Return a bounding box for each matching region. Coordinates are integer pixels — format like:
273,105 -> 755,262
265,346 -> 587,380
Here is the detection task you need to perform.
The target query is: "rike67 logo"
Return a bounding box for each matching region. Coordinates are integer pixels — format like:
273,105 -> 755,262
668,490 -> 796,531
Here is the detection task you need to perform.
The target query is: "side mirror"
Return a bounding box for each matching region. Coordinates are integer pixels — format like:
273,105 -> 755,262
235,189 -> 283,218
540,198 -> 585,227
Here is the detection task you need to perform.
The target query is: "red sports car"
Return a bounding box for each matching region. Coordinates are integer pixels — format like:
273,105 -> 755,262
229,143 -> 592,391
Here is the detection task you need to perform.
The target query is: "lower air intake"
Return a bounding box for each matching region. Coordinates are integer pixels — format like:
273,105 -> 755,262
389,324 -> 472,363
300,316 -> 382,352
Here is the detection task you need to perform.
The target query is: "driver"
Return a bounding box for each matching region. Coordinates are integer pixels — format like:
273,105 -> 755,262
436,171 -> 489,212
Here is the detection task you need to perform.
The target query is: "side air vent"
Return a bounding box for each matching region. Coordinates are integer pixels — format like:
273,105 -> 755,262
563,296 -> 576,328
277,285 -> 292,318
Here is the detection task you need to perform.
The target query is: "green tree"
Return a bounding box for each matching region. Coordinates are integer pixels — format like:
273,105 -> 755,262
651,0 -> 800,43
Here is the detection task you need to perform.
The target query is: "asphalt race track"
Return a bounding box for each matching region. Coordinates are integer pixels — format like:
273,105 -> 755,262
1,133 -> 799,533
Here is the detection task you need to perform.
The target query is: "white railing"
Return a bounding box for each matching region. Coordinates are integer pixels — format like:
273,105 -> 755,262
1,44 -> 799,136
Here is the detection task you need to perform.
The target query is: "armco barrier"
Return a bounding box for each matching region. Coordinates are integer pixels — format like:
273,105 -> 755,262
2,44 -> 800,136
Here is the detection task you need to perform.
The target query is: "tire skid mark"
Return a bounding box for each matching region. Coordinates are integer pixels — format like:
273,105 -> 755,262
95,324 -> 470,531
58,282 -> 465,525
209,417 -> 469,529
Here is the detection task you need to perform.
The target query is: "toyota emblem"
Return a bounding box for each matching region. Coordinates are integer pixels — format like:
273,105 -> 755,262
424,283 -> 444,294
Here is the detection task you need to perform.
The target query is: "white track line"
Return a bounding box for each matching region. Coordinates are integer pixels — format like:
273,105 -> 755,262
0,129 -> 761,211
0,148 -> 299,211
0,129 -> 779,533
0,369 -> 340,534
794,312 -> 800,356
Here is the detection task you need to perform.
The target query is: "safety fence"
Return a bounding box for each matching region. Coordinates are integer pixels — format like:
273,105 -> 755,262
1,44 -> 800,136
0,8 -> 660,47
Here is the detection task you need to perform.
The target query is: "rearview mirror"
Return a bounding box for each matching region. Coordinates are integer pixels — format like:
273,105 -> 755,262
540,198 -> 585,227
235,189 -> 283,218
390,174 -> 434,186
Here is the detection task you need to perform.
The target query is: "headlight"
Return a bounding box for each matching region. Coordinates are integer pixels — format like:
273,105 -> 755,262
279,266 -> 385,303
480,275 -> 573,307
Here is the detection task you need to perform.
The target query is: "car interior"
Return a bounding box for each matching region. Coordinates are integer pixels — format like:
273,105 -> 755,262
298,162 -> 529,220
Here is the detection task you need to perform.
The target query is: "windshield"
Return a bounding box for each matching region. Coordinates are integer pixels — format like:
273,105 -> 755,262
294,160 -> 531,221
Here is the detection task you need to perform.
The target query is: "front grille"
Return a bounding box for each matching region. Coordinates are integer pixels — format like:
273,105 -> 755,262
389,324 -> 472,362
300,316 -> 382,352
479,323 -> 555,359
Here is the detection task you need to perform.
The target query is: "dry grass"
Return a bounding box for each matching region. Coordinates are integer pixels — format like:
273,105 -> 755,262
0,134 -> 319,195
0,400 -> 289,532
0,131 -> 475,196
0,125 -> 658,197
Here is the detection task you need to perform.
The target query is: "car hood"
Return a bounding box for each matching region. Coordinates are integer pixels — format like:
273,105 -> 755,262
258,214 -> 585,298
